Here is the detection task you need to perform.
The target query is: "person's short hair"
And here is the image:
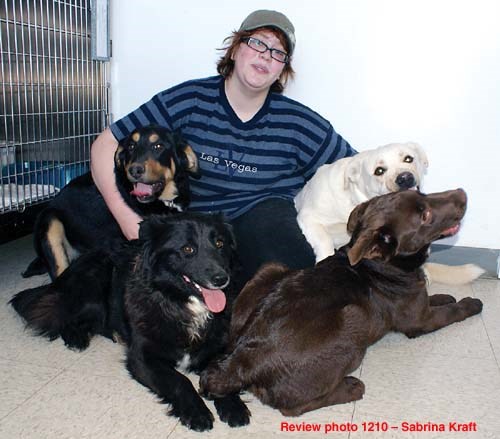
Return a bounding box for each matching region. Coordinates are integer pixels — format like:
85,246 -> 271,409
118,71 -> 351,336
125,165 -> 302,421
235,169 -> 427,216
216,27 -> 295,94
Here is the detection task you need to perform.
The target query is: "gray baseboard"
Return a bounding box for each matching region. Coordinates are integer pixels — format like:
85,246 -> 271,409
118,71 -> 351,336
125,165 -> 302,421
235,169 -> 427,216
429,244 -> 500,278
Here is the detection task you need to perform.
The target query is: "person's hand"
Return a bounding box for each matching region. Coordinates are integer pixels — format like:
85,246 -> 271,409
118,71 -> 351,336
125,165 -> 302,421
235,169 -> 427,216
118,210 -> 142,241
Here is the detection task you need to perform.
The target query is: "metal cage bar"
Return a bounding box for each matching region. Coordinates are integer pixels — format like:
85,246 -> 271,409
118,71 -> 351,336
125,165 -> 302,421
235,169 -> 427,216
0,0 -> 109,213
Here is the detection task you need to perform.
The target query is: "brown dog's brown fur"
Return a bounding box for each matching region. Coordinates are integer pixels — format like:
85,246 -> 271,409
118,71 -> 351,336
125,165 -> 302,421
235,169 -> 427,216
200,189 -> 483,416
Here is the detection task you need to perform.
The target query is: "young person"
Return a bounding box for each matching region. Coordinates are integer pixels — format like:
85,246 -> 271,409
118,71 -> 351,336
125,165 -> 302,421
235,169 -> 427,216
91,9 -> 356,283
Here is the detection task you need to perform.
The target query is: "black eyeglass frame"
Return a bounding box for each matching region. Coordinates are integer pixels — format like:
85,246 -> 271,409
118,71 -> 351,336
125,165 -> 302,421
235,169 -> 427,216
241,37 -> 290,63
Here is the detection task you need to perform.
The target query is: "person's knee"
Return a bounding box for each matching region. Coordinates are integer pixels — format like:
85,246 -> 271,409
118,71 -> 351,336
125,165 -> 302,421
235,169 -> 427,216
231,198 -> 314,279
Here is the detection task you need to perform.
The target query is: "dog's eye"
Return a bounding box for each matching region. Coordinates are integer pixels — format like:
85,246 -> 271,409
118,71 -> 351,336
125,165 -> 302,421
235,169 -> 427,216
404,155 -> 414,163
422,209 -> 432,223
182,245 -> 195,255
152,143 -> 164,151
128,143 -> 136,151
374,167 -> 386,176
416,202 -> 426,213
215,239 -> 224,249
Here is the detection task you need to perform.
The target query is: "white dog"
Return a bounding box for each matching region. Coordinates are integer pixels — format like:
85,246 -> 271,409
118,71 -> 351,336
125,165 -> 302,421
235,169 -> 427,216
295,142 -> 484,284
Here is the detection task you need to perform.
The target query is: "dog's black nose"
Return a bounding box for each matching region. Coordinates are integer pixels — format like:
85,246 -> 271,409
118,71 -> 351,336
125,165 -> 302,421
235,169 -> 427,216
211,273 -> 229,288
396,172 -> 416,189
129,164 -> 145,179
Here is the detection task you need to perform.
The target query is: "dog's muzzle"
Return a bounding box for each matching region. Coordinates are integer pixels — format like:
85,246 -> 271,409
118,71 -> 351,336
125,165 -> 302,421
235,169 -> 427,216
396,172 -> 417,189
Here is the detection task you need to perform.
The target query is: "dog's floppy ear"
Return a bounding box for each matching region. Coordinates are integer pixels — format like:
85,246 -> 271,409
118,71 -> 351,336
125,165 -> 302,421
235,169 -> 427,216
173,133 -> 200,178
222,216 -> 237,253
347,226 -> 397,266
114,145 -> 125,169
115,129 -> 140,169
344,155 -> 362,190
138,215 -> 174,267
138,214 -> 171,243
346,200 -> 370,234
408,142 -> 429,171
138,216 -> 160,269
181,144 -> 200,177
212,213 -> 237,254
347,201 -> 397,265
115,133 -> 134,169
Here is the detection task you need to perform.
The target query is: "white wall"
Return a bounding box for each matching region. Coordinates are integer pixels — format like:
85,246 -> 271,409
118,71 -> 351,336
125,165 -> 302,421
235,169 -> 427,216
110,0 -> 500,249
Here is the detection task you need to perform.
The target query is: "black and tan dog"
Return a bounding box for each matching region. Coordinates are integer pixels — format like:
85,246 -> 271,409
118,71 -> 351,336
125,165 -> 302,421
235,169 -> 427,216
11,213 -> 250,431
23,125 -> 199,280
200,189 -> 483,417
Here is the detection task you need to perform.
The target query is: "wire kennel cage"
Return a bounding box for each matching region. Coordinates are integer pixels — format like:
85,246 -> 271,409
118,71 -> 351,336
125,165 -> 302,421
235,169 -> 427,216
0,0 -> 109,241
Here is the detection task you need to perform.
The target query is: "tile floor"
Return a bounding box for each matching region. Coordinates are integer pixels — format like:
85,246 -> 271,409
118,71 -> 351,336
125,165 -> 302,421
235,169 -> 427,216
1,235 -> 499,439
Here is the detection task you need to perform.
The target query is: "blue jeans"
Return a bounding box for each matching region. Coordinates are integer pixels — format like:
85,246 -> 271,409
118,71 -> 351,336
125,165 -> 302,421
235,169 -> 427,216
231,197 -> 315,286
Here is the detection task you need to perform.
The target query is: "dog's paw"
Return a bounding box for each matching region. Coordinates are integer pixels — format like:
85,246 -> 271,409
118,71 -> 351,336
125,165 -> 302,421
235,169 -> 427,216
404,330 -> 425,339
172,405 -> 214,432
199,366 -> 225,398
458,297 -> 483,316
61,326 -> 91,351
344,376 -> 365,402
214,394 -> 251,427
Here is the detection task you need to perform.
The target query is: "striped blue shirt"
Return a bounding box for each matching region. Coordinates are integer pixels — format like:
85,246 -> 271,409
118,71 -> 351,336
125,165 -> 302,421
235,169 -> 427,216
110,75 -> 356,219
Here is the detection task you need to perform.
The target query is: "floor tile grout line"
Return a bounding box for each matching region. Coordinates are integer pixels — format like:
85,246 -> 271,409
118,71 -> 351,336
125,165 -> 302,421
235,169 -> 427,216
471,281 -> 500,371
0,353 -> 67,371
0,364 -> 68,423
348,357 -> 365,439
367,348 -> 492,362
165,419 -> 181,438
0,337 -> 123,425
479,314 -> 500,372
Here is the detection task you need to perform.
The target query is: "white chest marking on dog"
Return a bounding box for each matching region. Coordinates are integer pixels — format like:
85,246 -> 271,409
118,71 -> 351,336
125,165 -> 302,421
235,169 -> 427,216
186,296 -> 211,341
162,200 -> 183,211
176,353 -> 192,372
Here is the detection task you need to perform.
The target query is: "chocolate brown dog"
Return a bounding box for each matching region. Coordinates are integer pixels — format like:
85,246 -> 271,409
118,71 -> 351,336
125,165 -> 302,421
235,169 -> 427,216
200,189 -> 483,417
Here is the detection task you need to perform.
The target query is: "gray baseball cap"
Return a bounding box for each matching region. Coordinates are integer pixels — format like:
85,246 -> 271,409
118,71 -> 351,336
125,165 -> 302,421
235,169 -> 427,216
239,10 -> 296,55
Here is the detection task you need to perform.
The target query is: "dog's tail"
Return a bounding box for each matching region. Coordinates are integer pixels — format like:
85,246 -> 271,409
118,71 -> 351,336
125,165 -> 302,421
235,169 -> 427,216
11,251 -> 115,350
10,284 -> 63,340
10,281 -> 108,350
424,262 -> 485,285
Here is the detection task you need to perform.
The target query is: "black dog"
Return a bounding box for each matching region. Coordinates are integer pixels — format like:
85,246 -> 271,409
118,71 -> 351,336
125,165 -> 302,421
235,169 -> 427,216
200,189 -> 483,416
23,124 -> 199,280
11,213 -> 250,431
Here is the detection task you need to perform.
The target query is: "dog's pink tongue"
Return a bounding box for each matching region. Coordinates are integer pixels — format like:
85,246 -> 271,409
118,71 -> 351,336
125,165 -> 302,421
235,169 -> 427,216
200,287 -> 226,313
130,182 -> 152,196
442,224 -> 460,236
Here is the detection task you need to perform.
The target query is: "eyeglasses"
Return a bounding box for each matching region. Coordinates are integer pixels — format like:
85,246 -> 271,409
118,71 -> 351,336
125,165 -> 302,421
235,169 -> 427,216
241,37 -> 289,63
